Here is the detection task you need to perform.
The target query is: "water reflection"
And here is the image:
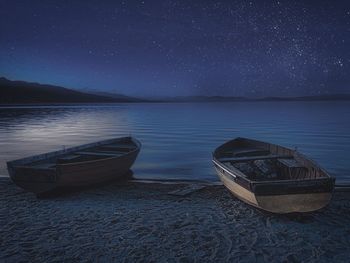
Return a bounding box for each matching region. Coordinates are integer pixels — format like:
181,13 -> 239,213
0,102 -> 349,183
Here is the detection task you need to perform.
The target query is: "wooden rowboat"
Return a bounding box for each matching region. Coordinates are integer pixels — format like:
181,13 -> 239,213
7,136 -> 141,194
212,137 -> 335,213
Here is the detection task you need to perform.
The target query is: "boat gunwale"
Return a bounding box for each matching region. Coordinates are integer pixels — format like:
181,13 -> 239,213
213,157 -> 333,186
212,137 -> 335,185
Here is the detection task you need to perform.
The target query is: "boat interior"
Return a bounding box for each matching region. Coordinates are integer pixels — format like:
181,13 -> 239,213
18,139 -> 138,170
216,138 -> 328,181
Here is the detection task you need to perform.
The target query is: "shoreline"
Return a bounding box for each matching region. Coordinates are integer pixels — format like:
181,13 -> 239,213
1,99 -> 350,108
1,177 -> 350,262
1,175 -> 349,189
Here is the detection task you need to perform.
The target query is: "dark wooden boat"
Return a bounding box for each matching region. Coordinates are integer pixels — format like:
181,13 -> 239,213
7,136 -> 141,194
212,137 -> 335,213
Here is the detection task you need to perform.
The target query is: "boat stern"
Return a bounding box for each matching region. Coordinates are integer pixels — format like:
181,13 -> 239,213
252,178 -> 335,213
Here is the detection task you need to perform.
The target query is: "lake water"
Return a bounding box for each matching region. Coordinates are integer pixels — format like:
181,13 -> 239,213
0,102 -> 349,183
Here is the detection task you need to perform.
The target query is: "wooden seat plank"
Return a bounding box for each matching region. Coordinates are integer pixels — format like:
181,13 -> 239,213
92,150 -> 126,155
223,148 -> 269,157
218,154 -> 293,163
104,143 -> 135,149
76,151 -> 119,157
278,158 -> 304,168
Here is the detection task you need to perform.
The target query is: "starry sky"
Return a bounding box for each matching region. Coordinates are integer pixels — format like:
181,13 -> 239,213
0,0 -> 349,97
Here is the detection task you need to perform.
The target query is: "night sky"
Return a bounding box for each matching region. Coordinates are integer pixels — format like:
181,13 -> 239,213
1,0 -> 350,97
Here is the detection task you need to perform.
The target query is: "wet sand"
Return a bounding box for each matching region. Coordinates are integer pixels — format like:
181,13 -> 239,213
1,177 -> 350,263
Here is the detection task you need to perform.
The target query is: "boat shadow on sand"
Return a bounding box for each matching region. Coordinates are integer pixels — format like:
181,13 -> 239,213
36,170 -> 135,198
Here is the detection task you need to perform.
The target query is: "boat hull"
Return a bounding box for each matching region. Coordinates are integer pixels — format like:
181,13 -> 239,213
214,164 -> 333,214
7,137 -> 141,194
57,149 -> 139,187
215,167 -> 258,207
7,166 -> 57,194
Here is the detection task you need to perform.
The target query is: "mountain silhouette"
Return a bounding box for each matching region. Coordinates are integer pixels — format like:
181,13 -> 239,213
0,77 -> 140,104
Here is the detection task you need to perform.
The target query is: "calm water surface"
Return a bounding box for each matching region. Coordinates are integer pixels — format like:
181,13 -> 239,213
0,102 -> 349,183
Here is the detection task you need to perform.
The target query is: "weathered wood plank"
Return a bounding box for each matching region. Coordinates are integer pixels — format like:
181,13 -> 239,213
75,151 -> 119,157
277,158 -> 304,168
92,150 -> 126,155
103,144 -> 136,149
218,154 -> 292,163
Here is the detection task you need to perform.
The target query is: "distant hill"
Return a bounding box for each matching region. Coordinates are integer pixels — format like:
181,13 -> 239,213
259,94 -> 350,101
163,96 -> 247,102
0,77 -> 140,104
159,94 -> 350,102
1,76 -> 349,104
85,90 -> 147,102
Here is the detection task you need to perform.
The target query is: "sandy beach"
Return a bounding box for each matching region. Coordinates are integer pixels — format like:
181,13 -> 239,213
1,177 -> 350,263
